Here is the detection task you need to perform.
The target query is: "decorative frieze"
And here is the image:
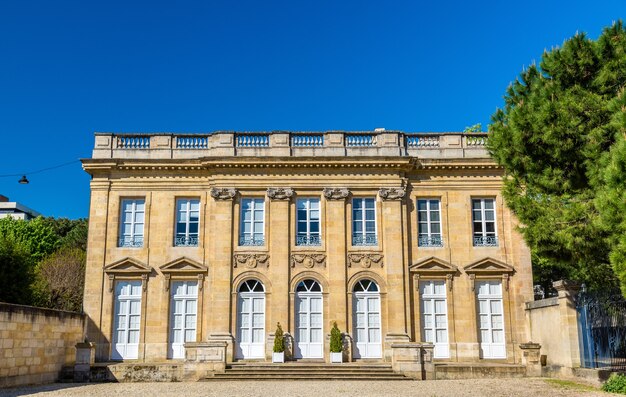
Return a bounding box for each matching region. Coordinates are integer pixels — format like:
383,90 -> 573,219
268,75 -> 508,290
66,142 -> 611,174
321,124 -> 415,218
378,187 -> 406,200
210,187 -> 237,200
291,253 -> 326,269
267,187 -> 294,200
233,253 -> 270,269
347,253 -> 384,268
323,188 -> 350,200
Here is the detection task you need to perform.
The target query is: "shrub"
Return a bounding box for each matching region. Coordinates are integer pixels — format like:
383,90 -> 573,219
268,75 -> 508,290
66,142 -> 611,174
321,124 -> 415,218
330,322 -> 343,353
603,373 -> 626,394
273,322 -> 284,353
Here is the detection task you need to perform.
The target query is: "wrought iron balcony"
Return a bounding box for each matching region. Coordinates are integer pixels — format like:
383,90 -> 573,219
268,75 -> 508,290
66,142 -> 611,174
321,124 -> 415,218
473,235 -> 498,247
118,236 -> 144,248
352,234 -> 378,246
239,235 -> 265,246
296,235 -> 321,246
418,235 -> 443,247
174,235 -> 199,247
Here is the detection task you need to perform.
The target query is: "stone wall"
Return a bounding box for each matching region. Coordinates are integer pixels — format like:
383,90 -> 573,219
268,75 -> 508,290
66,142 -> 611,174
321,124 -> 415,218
525,281 -> 582,377
0,302 -> 84,387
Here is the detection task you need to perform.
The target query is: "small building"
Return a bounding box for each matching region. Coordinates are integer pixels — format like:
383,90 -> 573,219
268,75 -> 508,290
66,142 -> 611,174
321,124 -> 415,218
0,195 -> 41,220
81,130 -> 533,365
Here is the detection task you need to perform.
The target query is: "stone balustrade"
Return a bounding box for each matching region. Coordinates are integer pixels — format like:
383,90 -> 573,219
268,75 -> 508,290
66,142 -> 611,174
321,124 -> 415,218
91,130 -> 490,159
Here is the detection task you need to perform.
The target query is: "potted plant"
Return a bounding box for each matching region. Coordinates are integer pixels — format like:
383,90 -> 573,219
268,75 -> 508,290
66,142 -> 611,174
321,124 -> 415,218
330,322 -> 343,363
272,322 -> 285,363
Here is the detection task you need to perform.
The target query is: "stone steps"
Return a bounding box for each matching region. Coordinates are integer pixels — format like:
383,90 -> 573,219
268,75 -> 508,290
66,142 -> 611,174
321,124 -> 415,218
205,363 -> 412,381
434,363 -> 527,380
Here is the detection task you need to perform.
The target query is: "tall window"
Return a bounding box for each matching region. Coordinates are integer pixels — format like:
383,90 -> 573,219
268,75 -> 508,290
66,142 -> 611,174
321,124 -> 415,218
296,198 -> 320,246
352,198 -> 377,246
175,199 -> 200,247
417,199 -> 442,247
472,198 -> 497,246
119,199 -> 145,247
240,198 -> 265,246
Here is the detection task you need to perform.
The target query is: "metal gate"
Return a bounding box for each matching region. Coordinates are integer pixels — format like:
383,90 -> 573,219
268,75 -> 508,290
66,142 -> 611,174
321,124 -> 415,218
577,288 -> 626,370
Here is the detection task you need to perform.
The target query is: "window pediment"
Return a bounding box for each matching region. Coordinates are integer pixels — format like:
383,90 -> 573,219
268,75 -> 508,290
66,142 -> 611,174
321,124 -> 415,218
464,257 -> 514,275
159,257 -> 208,275
409,256 -> 458,275
104,257 -> 151,275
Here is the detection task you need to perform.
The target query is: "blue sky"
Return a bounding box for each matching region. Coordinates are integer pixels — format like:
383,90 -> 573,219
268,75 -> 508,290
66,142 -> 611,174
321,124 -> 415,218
0,1 -> 624,219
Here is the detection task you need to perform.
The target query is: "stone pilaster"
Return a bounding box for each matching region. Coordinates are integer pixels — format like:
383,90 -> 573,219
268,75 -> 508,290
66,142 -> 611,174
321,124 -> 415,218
381,188 -> 409,360
207,188 -> 236,362
268,189 -> 291,359
325,189 -> 349,338
553,280 -> 581,368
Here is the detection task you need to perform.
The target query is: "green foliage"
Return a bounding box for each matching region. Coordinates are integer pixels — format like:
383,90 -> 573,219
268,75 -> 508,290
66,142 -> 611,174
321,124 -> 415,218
0,233 -> 34,304
0,216 -> 88,309
273,322 -> 284,353
463,123 -> 483,133
330,322 -> 343,353
488,21 -> 626,293
32,247 -> 86,312
602,373 -> 626,394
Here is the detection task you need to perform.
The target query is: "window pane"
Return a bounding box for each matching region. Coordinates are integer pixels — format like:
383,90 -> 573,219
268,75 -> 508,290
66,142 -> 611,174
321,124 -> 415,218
485,211 -> 495,221
431,223 -> 441,234
297,209 -> 307,221
429,200 -> 439,211
310,222 -> 319,233
472,200 -> 481,210
365,199 -> 375,209
473,210 -> 482,221
484,199 -> 494,209
310,200 -> 319,210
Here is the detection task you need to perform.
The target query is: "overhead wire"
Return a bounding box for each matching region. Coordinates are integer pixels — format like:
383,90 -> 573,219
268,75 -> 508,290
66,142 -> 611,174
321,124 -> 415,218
0,159 -> 80,178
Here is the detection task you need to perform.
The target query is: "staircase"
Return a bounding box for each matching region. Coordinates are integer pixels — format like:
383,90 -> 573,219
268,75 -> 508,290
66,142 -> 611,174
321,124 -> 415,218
205,362 -> 412,381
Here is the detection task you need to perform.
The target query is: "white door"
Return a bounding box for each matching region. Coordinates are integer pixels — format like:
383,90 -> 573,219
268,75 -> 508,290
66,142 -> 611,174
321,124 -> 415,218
353,279 -> 382,359
476,280 -> 506,359
295,280 -> 323,359
420,280 -> 450,358
236,280 -> 266,359
168,281 -> 198,359
112,280 -> 142,360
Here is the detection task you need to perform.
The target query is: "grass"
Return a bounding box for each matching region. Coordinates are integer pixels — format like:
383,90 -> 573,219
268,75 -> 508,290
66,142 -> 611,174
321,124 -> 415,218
544,378 -> 600,392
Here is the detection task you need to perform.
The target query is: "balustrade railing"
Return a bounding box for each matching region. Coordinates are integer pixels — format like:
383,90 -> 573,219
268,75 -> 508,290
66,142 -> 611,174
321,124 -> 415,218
174,235 -> 199,247
406,135 -> 440,148
296,234 -> 321,246
346,134 -> 377,147
117,136 -> 150,149
292,134 -> 324,147
473,235 -> 498,247
239,235 -> 265,246
237,134 -> 269,147
118,236 -> 144,248
352,234 -> 378,246
176,136 -> 208,149
418,235 -> 444,247
466,135 -> 488,146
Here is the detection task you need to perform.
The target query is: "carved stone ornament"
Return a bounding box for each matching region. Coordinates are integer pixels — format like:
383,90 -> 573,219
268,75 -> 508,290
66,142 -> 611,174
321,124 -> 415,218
323,188 -> 350,200
347,253 -> 384,268
267,187 -> 294,201
378,187 -> 406,201
291,253 -> 326,269
233,253 -> 270,269
210,187 -> 237,200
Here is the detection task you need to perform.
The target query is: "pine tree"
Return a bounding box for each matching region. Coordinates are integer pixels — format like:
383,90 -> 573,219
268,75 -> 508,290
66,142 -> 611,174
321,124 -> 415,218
488,21 -> 626,293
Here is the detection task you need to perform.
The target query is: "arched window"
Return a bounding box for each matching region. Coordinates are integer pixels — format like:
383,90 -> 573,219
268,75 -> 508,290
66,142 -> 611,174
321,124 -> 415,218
239,279 -> 265,293
296,279 -> 322,292
353,279 -> 379,292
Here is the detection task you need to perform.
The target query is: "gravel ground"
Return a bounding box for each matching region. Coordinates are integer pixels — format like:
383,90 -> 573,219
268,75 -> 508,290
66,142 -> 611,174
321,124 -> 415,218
0,378 -> 615,397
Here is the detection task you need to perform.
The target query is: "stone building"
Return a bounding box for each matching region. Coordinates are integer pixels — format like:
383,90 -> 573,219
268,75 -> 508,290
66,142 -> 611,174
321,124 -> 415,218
81,130 -> 533,366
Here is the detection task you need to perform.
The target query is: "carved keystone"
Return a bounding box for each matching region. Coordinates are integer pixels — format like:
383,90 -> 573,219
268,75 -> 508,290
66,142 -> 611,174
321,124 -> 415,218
267,187 -> 294,200
210,187 -> 237,200
378,187 -> 406,200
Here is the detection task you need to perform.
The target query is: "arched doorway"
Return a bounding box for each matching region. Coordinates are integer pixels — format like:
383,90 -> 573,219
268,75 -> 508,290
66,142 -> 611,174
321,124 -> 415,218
235,279 -> 265,359
294,279 -> 323,359
353,279 -> 382,359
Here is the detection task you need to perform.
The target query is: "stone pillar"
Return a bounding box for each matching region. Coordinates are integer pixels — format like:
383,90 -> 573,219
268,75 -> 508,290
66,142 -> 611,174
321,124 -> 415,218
184,341 -> 227,380
380,187 -> 410,360
553,280 -> 581,368
324,188 -> 349,350
519,342 -> 542,377
207,188 -> 237,362
74,342 -> 95,382
390,342 -> 435,380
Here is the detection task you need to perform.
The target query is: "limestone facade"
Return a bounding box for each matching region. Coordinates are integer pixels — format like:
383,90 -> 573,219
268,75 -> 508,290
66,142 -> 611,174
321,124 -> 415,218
81,130 -> 533,365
